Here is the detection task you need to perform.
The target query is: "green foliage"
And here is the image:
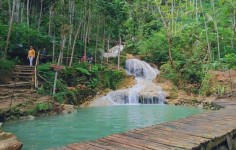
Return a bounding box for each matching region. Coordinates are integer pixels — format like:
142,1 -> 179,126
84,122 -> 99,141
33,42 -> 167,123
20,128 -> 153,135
74,67 -> 91,76
224,53 -> 236,69
215,85 -> 226,96
138,32 -> 168,66
0,59 -> 15,83
102,69 -> 126,89
54,92 -> 67,104
199,73 -> 213,96
0,59 -> 15,74
160,63 -> 179,85
37,63 -> 55,94
35,103 -> 52,112
37,61 -> 125,104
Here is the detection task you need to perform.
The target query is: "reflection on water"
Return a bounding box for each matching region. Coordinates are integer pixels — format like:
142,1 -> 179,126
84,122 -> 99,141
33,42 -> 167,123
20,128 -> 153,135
3,105 -> 204,150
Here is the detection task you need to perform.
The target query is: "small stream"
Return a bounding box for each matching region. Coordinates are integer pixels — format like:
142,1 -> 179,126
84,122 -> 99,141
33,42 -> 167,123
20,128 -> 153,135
3,105 -> 204,150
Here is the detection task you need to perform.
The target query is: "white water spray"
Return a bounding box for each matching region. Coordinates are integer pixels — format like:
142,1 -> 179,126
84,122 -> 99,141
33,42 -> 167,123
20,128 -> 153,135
89,59 -> 165,106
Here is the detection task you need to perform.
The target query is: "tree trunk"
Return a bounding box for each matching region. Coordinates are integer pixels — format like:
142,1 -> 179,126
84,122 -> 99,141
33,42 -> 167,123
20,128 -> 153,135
107,34 -> 110,64
20,0 -> 24,23
231,0 -> 236,49
95,15 -> 100,64
52,33 -> 56,62
0,0 -> 2,10
66,0 -> 75,65
157,6 -> 174,68
15,0 -> 20,23
48,6 -> 53,35
26,0 -> 29,27
102,16 -> 106,65
195,0 -> 198,22
69,21 -> 82,67
200,0 -> 212,61
83,7 -> 90,59
8,0 -> 11,18
4,0 -> 16,59
211,0 -> 221,60
171,0 -> 175,35
53,51 -> 62,96
60,35 -> 67,65
117,32 -> 121,70
38,0 -> 43,32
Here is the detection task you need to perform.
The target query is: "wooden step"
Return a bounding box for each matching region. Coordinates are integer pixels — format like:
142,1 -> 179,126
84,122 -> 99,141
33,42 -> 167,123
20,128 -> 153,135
15,65 -> 35,68
0,82 -> 33,88
0,88 -> 36,94
14,67 -> 34,71
0,92 -> 35,101
12,75 -> 33,79
14,71 -> 34,74
14,67 -> 35,72
13,72 -> 34,75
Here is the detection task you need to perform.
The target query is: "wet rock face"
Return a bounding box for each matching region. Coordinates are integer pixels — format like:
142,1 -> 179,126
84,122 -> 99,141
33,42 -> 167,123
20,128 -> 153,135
0,130 -> 22,150
60,104 -> 76,114
125,59 -> 159,80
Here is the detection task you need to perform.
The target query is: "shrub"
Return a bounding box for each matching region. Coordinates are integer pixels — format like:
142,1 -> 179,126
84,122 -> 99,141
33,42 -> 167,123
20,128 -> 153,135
35,103 -> 52,112
0,59 -> 15,84
199,73 -> 213,96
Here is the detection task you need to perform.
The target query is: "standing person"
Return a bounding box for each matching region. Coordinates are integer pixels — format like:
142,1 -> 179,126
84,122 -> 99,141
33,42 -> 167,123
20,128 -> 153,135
81,55 -> 87,62
88,56 -> 93,64
40,48 -> 47,63
27,46 -> 35,66
88,56 -> 93,70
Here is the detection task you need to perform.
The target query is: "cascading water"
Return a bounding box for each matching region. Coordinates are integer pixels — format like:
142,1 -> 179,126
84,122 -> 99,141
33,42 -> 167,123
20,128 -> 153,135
88,59 -> 166,106
125,59 -> 159,80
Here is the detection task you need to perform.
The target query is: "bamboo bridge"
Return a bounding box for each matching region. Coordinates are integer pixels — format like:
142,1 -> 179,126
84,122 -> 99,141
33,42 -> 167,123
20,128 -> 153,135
55,100 -> 236,150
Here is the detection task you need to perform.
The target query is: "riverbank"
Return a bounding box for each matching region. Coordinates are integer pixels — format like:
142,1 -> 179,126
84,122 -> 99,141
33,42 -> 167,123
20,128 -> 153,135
1,68 -> 235,122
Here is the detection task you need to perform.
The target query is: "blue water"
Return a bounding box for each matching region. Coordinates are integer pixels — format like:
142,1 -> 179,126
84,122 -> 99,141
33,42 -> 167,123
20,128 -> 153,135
3,105 -> 204,150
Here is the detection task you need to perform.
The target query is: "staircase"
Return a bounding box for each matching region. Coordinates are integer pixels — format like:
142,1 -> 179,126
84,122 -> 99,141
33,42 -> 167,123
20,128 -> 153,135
0,65 -> 37,109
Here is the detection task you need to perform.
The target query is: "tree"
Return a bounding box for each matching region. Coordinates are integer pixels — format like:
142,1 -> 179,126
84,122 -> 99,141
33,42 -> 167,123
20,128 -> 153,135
4,0 -> 16,59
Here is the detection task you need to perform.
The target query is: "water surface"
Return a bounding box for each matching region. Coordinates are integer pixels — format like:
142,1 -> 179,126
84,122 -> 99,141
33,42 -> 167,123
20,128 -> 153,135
3,105 -> 204,150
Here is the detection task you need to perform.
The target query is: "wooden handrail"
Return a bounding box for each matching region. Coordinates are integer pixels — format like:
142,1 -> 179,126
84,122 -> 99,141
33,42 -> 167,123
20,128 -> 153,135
37,73 -> 54,86
35,50 -> 40,88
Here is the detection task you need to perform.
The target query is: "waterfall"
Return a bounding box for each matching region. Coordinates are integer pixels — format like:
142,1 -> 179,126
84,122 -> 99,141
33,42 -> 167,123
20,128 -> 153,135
88,59 -> 166,106
126,59 -> 159,80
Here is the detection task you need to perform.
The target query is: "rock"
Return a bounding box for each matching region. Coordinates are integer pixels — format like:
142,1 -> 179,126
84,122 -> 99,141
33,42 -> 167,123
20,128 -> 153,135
20,115 -> 35,121
27,115 -> 35,120
216,144 -> 229,150
61,104 -> 76,114
232,138 -> 236,150
0,130 -> 22,150
198,103 -> 204,109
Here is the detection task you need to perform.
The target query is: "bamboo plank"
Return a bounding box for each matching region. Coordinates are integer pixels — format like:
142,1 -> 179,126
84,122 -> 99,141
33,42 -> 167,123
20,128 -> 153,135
88,141 -> 123,150
164,122 -> 225,138
123,131 -> 195,149
67,143 -> 104,150
141,128 -> 208,144
98,138 -> 142,150
111,134 -> 176,150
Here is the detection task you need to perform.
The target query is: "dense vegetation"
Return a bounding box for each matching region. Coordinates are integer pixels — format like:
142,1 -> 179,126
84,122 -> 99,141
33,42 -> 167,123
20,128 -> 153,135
37,62 -> 125,104
0,0 -> 236,100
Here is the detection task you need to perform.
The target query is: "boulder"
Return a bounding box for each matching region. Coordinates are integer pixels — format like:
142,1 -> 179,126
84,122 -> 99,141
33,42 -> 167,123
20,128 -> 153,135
60,104 -> 76,114
0,130 -> 22,150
